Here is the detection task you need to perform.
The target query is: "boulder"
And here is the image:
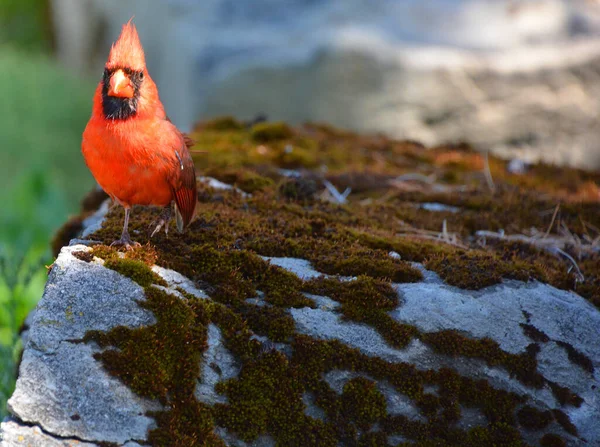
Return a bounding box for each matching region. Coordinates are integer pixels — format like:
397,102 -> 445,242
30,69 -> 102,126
2,121 -> 600,446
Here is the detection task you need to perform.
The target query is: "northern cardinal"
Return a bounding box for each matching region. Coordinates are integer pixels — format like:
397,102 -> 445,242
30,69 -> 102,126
82,20 -> 197,248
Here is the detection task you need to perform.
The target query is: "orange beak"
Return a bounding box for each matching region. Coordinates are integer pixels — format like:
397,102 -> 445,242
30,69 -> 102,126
108,69 -> 134,98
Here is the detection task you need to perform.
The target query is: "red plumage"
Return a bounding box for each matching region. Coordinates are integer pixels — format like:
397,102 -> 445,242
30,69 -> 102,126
82,20 -> 197,248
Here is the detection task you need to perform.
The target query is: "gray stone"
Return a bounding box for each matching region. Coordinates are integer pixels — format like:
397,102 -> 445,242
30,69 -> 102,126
152,265 -> 210,299
418,203 -> 460,213
302,392 -> 326,421
392,279 -> 600,363
195,324 -> 239,406
281,257 -> 599,444
3,244 -> 599,445
291,305 -> 430,365
0,419 -> 98,447
198,177 -> 249,197
261,257 -> 324,281
304,293 -> 340,311
6,245 -> 160,445
388,434 -> 409,446
389,279 -> 600,433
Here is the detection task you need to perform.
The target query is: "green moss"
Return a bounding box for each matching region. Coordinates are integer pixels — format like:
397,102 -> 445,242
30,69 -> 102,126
85,287 -> 202,401
103,258 -> 167,288
214,350 -> 336,445
425,251 -> 539,290
547,381 -> 584,408
85,288 -> 224,446
251,121 -> 293,142
311,246 -> 423,283
551,409 -> 578,436
350,230 -> 454,263
164,244 -> 312,308
240,303 -> 295,342
555,341 -> 594,374
205,168 -> 275,193
421,331 -> 544,388
278,178 -> 318,202
237,174 -> 275,193
341,377 -> 387,430
304,276 -> 398,310
357,431 -> 388,447
342,305 -> 418,349
519,323 -> 550,343
516,405 -> 553,430
75,119 -> 596,445
201,116 -> 244,131
463,423 -> 524,447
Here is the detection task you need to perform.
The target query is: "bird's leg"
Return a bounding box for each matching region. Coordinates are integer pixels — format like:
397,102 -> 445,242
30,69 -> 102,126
150,205 -> 172,238
110,207 -> 141,250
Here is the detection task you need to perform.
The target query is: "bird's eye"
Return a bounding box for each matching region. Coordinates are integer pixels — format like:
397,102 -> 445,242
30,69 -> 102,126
139,72 -> 144,80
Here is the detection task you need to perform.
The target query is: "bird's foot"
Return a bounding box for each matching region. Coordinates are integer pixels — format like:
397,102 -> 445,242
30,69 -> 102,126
149,206 -> 172,238
110,233 -> 141,250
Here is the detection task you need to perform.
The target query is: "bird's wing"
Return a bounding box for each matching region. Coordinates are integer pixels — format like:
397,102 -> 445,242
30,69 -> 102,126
168,136 -> 198,232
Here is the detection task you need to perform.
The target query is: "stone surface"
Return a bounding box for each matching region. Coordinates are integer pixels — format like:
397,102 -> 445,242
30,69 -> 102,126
0,418 -> 98,447
3,229 -> 599,445
262,257 -> 324,281
195,324 -> 239,406
5,245 -> 160,446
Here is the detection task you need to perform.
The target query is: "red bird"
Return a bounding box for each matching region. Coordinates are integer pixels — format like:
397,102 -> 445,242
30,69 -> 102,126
82,20 -> 197,248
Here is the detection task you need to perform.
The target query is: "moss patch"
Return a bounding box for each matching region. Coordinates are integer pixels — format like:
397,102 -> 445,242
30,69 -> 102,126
251,121 -> 294,142
425,251 -> 538,290
555,341 -> 594,374
520,323 -> 550,343
517,405 -> 553,430
103,258 -> 166,288
72,119 -> 597,445
340,377 -> 387,430
85,287 -> 224,446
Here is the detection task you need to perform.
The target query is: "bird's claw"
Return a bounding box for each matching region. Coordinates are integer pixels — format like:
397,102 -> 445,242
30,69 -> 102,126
110,235 -> 141,251
149,219 -> 169,238
149,206 -> 172,238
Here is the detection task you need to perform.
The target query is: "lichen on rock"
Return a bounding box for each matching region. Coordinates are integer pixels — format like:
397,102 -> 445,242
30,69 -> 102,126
2,120 -> 600,446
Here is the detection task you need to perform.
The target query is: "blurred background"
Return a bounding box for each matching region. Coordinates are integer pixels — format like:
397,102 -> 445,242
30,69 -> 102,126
1,0 -> 600,417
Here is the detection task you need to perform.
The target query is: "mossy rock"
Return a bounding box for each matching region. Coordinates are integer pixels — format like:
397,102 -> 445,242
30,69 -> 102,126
14,120 -> 600,446
251,121 -> 294,142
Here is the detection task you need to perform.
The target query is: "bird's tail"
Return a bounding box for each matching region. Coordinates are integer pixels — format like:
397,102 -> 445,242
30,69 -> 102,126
172,183 -> 197,232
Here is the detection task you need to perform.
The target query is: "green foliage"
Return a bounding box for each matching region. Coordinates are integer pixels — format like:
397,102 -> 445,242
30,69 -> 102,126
0,48 -> 94,202
0,0 -> 51,52
0,171 -> 71,417
0,48 -> 94,417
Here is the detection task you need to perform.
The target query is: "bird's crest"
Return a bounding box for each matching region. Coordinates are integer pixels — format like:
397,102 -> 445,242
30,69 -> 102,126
106,19 -> 146,71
